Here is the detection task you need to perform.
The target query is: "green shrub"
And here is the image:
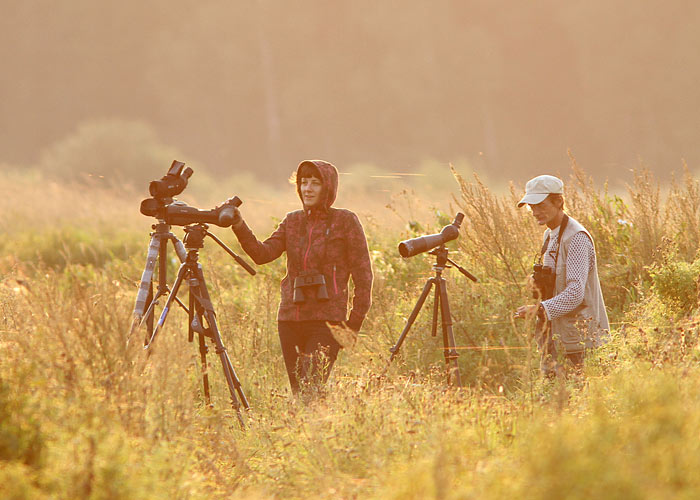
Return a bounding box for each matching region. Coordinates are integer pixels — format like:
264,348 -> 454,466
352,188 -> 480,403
0,462 -> 47,500
36,119 -> 198,190
648,257 -> 700,314
0,378 -> 45,467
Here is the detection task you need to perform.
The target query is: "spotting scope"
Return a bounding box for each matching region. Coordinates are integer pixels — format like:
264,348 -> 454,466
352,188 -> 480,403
398,213 -> 464,258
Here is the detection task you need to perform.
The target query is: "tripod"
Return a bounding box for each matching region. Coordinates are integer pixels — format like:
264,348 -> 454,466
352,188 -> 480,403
386,245 -> 477,386
130,221 -> 255,425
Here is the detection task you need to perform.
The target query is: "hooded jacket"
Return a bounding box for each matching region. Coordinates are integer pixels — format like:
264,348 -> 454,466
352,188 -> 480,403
232,160 -> 373,330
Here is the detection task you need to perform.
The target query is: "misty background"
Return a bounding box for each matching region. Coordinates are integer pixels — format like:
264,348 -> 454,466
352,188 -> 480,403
2,1 -> 699,192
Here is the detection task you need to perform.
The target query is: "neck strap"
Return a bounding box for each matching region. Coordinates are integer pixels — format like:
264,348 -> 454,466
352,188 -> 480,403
538,214 -> 569,267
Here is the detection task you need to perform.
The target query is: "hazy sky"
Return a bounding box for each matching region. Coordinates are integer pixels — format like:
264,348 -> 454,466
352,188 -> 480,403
2,1 -> 699,185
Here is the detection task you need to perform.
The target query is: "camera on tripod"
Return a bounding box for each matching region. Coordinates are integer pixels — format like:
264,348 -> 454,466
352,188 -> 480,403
398,213 -> 464,258
130,160 -> 256,423
139,160 -> 239,227
531,264 -> 555,300
293,270 -> 329,303
386,211 -> 477,387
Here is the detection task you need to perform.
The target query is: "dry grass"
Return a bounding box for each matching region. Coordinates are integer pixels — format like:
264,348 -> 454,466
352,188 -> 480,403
3,162 -> 700,498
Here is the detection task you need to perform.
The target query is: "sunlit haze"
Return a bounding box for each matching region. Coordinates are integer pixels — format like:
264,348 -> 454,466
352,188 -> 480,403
2,1 -> 698,188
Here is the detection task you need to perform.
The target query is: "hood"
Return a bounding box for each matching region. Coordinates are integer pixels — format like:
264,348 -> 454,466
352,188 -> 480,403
296,160 -> 338,211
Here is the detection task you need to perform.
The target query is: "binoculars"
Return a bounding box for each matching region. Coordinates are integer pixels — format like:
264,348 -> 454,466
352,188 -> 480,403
293,271 -> 329,304
531,264 -> 555,300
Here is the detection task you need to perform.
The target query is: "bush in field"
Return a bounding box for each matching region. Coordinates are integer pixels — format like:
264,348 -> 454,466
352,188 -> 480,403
36,119 -> 208,190
0,378 -> 44,467
666,165 -> 700,261
648,256 -> 700,314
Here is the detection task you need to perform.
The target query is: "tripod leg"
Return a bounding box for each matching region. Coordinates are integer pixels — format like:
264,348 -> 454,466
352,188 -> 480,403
202,306 -> 250,428
437,277 -> 462,387
198,332 -> 213,405
145,280 -> 154,339
144,230 -> 171,341
128,233 -> 161,345
190,264 -> 249,424
387,278 -> 436,364
190,288 -> 212,405
143,261 -> 188,350
432,285 -> 440,337
168,234 -> 187,263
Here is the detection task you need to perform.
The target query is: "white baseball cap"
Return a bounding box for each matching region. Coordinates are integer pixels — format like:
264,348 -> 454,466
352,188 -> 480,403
517,175 -> 564,207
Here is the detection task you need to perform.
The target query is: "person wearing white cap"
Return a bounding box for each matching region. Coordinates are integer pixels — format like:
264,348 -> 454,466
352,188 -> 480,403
515,175 -> 609,375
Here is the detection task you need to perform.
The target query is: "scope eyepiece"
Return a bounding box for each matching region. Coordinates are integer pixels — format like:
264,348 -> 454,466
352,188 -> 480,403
149,160 -> 193,199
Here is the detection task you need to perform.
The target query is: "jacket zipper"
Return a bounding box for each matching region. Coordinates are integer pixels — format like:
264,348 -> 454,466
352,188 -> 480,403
302,218 -> 316,271
333,264 -> 338,294
297,216 -> 317,320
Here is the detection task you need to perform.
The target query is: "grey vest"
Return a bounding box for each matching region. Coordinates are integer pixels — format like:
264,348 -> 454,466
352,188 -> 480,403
544,216 -> 610,353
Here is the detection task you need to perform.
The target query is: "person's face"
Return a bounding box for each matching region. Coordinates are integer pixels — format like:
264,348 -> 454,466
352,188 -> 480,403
528,197 -> 561,227
300,175 -> 323,207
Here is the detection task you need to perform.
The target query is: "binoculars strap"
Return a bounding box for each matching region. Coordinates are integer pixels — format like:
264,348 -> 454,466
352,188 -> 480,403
538,236 -> 550,265
539,214 -> 570,272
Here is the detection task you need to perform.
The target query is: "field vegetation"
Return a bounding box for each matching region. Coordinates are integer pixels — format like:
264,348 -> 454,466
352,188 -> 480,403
3,158 -> 700,499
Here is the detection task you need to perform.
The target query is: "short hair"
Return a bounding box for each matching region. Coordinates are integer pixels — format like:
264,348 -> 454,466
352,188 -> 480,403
546,193 -> 565,209
297,162 -> 321,180
288,163 -> 322,185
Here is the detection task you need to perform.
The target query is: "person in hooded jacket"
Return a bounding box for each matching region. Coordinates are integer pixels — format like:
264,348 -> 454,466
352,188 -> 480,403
227,160 -> 373,394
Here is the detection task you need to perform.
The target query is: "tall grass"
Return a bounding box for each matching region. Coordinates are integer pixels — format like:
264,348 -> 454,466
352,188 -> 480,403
2,161 -> 700,498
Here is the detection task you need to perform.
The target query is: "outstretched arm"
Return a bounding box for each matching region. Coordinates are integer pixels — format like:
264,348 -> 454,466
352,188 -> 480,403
232,213 -> 288,265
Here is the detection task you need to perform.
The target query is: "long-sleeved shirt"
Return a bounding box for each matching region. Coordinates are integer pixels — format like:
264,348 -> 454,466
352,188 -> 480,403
540,228 -> 595,320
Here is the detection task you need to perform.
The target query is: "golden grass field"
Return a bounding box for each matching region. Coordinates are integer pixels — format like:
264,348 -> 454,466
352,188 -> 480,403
3,163 -> 700,499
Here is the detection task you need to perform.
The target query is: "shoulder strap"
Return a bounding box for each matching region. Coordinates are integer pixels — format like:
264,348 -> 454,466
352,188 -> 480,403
552,214 -> 569,267
537,214 -> 569,267
539,235 -> 550,262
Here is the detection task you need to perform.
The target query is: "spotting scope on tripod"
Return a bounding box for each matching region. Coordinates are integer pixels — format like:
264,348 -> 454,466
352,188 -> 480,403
128,161 -> 256,425
386,213 -> 478,386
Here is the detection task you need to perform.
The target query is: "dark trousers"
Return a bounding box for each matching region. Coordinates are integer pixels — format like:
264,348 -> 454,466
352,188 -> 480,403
278,320 -> 341,393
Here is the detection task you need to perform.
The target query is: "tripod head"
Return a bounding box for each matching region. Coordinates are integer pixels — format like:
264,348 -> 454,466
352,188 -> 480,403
428,245 -> 478,282
182,223 -> 256,276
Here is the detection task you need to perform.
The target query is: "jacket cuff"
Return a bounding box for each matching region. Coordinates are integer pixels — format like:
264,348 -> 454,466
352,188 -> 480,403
346,314 -> 364,332
232,219 -> 251,238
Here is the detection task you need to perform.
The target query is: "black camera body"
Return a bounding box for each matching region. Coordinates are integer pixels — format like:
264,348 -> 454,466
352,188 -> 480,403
140,198 -> 240,227
149,161 -> 193,199
293,271 -> 329,304
532,264 -> 556,300
140,161 -> 240,227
